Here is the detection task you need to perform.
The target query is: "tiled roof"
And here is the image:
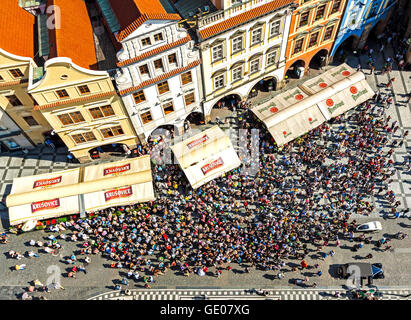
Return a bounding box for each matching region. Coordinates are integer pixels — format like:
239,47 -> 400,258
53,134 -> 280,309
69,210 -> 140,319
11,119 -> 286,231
0,79 -> 29,88
118,60 -> 201,96
117,36 -> 191,67
199,0 -> 294,40
108,0 -> 181,42
0,0 -> 35,58
47,0 -> 98,70
33,91 -> 116,111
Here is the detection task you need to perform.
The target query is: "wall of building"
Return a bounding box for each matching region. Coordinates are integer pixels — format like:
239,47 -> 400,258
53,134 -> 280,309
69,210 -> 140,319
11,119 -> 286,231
284,0 -> 345,75
115,19 -> 204,142
0,49 -> 52,146
28,58 -> 139,162
199,4 -> 293,118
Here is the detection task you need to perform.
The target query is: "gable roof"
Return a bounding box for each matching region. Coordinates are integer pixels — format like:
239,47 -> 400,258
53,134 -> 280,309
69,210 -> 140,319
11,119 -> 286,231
108,0 -> 181,42
0,0 -> 35,58
198,0 -> 294,41
117,35 -> 191,67
47,0 -> 98,70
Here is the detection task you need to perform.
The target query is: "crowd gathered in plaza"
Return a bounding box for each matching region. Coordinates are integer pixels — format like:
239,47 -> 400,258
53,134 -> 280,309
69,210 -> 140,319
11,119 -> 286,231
2,17 -> 411,299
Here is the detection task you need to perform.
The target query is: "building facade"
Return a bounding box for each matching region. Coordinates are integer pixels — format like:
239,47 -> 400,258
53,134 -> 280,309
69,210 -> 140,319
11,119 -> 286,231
101,0 -> 204,142
28,58 -> 139,163
0,1 -> 53,150
172,0 -> 295,120
330,0 -> 397,58
283,0 -> 346,78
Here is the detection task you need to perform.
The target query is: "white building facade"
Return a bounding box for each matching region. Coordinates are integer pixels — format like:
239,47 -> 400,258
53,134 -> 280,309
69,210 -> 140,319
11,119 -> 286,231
115,19 -> 203,143
173,0 -> 295,119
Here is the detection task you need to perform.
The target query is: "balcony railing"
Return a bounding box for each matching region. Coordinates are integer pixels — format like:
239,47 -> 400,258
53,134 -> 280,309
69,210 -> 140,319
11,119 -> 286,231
198,0 -> 272,28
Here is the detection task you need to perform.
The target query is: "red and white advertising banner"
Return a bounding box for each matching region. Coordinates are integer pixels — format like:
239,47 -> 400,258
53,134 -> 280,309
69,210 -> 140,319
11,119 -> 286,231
201,157 -> 224,175
33,176 -> 62,189
31,198 -> 60,213
83,183 -> 155,212
103,163 -> 131,176
9,168 -> 80,195
9,195 -> 79,226
104,186 -> 133,202
83,156 -> 151,182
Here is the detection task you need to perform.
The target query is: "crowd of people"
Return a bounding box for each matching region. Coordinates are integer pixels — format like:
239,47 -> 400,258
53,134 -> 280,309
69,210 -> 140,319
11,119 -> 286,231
13,85 -> 404,292
2,11 -> 410,298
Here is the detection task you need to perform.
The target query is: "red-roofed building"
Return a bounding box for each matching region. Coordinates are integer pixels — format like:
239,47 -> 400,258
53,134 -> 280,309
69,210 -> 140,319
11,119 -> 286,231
0,0 -> 53,150
97,0 -> 204,143
47,0 -> 98,70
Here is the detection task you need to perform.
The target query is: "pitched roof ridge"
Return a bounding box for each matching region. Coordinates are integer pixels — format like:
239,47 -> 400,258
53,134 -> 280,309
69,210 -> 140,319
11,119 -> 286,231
117,35 -> 191,67
118,60 -> 201,96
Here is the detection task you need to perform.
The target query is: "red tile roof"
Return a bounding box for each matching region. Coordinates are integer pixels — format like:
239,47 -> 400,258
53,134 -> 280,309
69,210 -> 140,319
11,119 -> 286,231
118,60 -> 201,96
199,0 -> 294,40
117,36 -> 191,67
47,0 -> 98,70
0,79 -> 29,88
33,91 -> 116,111
0,0 -> 35,58
108,0 -> 181,42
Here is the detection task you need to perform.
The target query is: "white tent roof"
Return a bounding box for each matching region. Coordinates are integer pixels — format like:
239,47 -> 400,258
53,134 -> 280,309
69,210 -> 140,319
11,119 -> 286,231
171,126 -> 242,189
6,155 -> 155,225
251,63 -> 374,146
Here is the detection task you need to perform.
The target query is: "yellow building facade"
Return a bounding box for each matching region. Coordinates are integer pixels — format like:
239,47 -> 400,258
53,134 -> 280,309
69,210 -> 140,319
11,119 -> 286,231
28,58 -> 139,163
0,49 -> 52,147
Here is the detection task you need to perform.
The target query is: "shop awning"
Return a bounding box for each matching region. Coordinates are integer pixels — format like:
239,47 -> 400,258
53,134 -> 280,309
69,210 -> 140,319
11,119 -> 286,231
6,156 -> 155,225
251,63 -> 375,146
7,168 -> 81,226
171,126 -> 241,189
82,156 -> 155,212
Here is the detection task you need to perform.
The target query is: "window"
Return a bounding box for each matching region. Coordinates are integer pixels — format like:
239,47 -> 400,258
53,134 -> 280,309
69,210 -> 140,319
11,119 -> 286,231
100,125 -> 124,138
9,68 -> 24,78
315,5 -> 326,21
157,81 -> 169,94
140,111 -> 153,124
331,0 -> 341,14
293,38 -> 304,54
154,33 -> 163,41
214,74 -> 224,90
139,64 -> 150,76
168,53 -> 177,64
270,20 -> 281,37
141,37 -> 151,46
89,105 -> 115,119
5,95 -> 22,106
250,59 -> 260,74
232,66 -> 243,82
78,85 -> 90,94
299,11 -> 310,28
56,89 -> 69,99
267,50 -> 278,65
308,31 -> 319,48
184,92 -> 195,106
162,102 -> 174,115
71,132 -> 97,144
368,2 -> 379,17
133,90 -> 146,104
23,116 -> 39,127
0,75 -> 4,81
181,71 -> 192,85
251,28 -> 263,45
323,25 -> 334,41
154,59 -> 164,71
232,36 -> 243,53
57,111 -> 85,125
212,44 -> 224,62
